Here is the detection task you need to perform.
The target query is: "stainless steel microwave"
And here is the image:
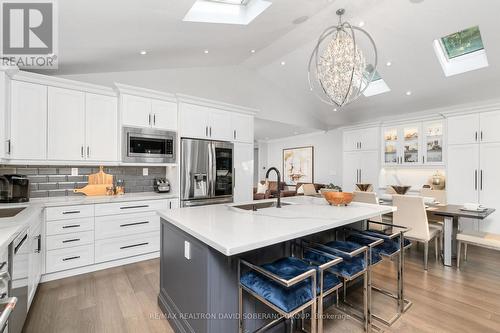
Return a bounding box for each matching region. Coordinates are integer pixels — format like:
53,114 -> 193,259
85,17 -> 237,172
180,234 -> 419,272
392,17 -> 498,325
122,127 -> 176,163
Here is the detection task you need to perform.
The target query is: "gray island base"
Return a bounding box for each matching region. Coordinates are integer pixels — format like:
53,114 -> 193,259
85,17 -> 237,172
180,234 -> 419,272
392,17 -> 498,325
157,197 -> 396,333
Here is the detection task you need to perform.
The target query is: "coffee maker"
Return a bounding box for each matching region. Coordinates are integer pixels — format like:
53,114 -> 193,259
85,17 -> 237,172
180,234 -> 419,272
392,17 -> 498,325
0,174 -> 30,203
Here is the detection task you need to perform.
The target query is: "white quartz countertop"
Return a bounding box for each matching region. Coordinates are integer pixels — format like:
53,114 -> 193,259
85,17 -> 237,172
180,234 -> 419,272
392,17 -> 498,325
0,192 -> 179,251
158,196 -> 396,256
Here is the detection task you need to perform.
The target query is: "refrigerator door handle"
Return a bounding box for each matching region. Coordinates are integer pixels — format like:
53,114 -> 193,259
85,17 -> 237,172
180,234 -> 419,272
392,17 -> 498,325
210,142 -> 217,198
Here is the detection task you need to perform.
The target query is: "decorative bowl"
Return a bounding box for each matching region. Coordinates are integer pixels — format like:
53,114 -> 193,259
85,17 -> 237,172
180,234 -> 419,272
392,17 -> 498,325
390,185 -> 411,195
320,188 -> 339,195
356,183 -> 372,192
323,192 -> 354,206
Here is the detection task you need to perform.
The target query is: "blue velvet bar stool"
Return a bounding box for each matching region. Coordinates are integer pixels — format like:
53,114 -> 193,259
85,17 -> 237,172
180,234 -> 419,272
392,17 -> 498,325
238,257 -> 318,333
300,247 -> 343,333
309,241 -> 371,332
354,222 -> 413,326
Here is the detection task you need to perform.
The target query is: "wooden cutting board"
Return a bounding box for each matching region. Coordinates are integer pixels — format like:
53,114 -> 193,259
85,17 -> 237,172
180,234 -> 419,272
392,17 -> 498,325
74,184 -> 110,196
74,166 -> 114,196
88,166 -> 113,185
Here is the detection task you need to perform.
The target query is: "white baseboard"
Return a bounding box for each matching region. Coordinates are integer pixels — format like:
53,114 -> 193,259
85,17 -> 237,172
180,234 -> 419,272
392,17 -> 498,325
41,251 -> 160,283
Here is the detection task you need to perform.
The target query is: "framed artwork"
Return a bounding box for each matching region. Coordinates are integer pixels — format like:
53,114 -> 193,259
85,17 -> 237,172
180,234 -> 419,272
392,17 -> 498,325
282,146 -> 314,185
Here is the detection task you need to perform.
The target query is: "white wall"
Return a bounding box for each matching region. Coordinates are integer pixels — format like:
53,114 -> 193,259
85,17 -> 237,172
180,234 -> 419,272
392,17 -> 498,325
259,130 -> 343,186
59,66 -> 325,130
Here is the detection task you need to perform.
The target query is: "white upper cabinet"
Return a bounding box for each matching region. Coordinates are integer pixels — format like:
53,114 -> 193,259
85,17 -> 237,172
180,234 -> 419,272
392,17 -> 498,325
121,92 -> 178,130
231,113 -> 254,143
121,94 -> 151,128
382,120 -> 444,166
179,103 -> 210,139
343,127 -> 379,151
447,114 -> 480,145
479,111 -> 500,143
151,99 -> 177,131
179,102 -> 253,142
9,81 -> 47,160
48,87 -> 86,161
85,93 -> 118,162
209,110 -> 232,141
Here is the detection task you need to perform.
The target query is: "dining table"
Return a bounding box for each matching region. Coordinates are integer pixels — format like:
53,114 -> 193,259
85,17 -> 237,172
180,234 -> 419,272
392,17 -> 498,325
379,199 -> 496,266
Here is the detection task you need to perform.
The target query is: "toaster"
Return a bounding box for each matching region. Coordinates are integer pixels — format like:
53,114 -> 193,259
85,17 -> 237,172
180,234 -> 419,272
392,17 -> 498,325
154,178 -> 170,193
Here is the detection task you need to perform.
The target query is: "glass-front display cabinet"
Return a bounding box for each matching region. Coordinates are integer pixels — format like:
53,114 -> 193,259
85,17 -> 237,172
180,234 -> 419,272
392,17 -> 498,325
383,128 -> 399,165
423,121 -> 444,164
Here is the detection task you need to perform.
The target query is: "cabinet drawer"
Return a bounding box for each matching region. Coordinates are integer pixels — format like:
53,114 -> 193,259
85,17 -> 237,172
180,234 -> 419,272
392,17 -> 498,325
95,231 -> 159,263
46,205 -> 94,221
95,212 -> 159,240
94,200 -> 167,216
46,245 -> 94,273
46,217 -> 94,236
46,231 -> 94,251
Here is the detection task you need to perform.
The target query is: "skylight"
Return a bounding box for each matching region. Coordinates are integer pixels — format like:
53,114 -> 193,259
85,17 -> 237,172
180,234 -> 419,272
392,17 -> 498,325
434,26 -> 488,77
183,0 -> 271,25
363,71 -> 391,97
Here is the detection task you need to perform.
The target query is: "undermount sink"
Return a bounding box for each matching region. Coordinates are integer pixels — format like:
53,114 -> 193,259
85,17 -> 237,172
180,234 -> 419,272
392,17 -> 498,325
0,207 -> 26,218
232,202 -> 291,211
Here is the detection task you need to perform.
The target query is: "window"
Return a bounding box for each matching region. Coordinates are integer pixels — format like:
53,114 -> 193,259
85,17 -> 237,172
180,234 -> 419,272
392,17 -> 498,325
363,71 -> 391,97
183,0 -> 271,25
434,26 -> 488,77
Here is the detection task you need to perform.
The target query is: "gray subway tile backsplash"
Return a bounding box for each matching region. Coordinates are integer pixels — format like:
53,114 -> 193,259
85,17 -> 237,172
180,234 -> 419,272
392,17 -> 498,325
0,165 -> 167,198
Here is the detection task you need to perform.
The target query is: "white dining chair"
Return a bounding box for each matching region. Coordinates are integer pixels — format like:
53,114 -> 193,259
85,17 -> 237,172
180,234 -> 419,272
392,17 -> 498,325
392,195 -> 442,270
352,191 -> 389,231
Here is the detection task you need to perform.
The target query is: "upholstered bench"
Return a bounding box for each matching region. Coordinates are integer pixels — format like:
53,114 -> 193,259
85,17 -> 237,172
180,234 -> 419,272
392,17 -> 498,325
457,231 -> 500,269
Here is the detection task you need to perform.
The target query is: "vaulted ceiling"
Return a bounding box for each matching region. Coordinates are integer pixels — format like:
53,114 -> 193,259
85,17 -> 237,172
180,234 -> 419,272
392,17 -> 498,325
53,0 -> 500,131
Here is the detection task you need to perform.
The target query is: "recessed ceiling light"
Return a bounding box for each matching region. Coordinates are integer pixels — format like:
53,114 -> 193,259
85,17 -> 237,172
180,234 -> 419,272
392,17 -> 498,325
204,49 -> 209,54
250,49 -> 256,54
333,108 -> 338,112
406,91 -> 412,96
359,21 -> 365,27
386,61 -> 392,67
140,50 -> 147,55
280,61 -> 286,66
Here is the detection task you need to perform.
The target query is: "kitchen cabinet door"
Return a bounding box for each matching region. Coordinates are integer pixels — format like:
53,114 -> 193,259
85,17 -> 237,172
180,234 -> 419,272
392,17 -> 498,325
382,127 -> 399,165
152,99 -> 177,131
447,114 -> 480,145
48,87 -> 85,161
359,150 -> 379,188
231,113 -> 254,143
209,110 -> 232,141
85,93 -> 118,161
343,130 -> 359,151
479,111 -> 500,143
479,143 -> 500,233
28,214 -> 42,308
179,103 -> 210,139
122,94 -> 151,128
359,127 -> 379,151
342,152 -> 359,192
402,124 -> 421,165
447,144 -> 480,205
9,81 -> 47,160
233,143 -> 254,203
422,121 -> 445,165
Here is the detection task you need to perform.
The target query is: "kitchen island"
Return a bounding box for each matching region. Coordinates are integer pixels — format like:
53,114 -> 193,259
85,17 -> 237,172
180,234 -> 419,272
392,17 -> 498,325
157,196 -> 395,333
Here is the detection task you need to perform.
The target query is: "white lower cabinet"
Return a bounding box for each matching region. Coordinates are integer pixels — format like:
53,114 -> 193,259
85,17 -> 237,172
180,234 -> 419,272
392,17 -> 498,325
28,211 -> 43,308
95,232 -> 160,263
44,198 -> 178,277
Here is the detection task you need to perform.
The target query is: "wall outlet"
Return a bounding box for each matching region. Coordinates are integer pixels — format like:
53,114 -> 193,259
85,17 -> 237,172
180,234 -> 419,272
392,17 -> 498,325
184,241 -> 191,260
71,168 -> 78,176
142,168 -> 148,176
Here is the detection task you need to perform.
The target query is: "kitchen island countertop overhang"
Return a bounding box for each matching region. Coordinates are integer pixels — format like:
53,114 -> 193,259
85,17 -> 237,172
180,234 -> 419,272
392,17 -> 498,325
157,195 -> 397,256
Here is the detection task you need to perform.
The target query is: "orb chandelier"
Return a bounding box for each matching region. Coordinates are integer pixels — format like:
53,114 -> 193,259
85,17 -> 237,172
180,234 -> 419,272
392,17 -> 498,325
308,8 -> 378,108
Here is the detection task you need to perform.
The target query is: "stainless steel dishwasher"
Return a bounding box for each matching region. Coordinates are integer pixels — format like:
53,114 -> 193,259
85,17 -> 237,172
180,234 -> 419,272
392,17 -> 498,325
8,228 -> 29,333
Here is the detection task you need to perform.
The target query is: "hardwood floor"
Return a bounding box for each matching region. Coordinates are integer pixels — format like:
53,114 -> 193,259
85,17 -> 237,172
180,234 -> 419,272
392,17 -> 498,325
24,245 -> 500,333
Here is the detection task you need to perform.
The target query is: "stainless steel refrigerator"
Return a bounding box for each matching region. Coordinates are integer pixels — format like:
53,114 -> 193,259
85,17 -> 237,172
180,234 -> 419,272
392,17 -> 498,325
180,138 -> 234,207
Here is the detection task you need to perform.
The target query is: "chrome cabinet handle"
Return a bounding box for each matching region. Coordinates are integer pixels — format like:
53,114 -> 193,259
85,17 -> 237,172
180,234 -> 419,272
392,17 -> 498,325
62,210 -> 80,215
153,114 -> 156,126
36,235 -> 41,253
209,126 -> 212,137
148,114 -> 151,125
81,146 -> 84,158
206,126 -> 208,137
62,224 -> 80,228
481,131 -> 483,141
62,256 -> 80,261
62,238 -> 80,243
475,131 -> 478,142
119,205 -> 149,210
120,242 -> 148,250
169,201 -> 172,209
119,221 -> 149,227
474,170 -> 478,190
6,140 -> 11,155
234,130 -> 236,140
87,146 -> 90,158
480,170 -> 483,191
